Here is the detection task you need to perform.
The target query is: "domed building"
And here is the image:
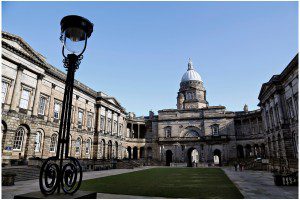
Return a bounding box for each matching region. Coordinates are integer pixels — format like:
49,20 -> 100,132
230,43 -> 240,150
177,59 -> 208,109
153,59 -> 237,167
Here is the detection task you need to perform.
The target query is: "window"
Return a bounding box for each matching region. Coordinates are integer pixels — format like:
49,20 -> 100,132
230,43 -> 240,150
287,98 -> 295,119
107,119 -> 112,133
76,137 -> 81,154
269,108 -> 274,127
35,131 -> 41,152
119,124 -> 123,135
100,116 -> 105,131
13,128 -> 25,150
38,96 -> 47,115
265,111 -> 270,128
2,81 -> 9,103
294,93 -> 298,115
78,111 -> 83,128
274,105 -> 280,125
165,127 -> 171,138
19,89 -> 30,109
86,138 -> 91,154
113,121 -> 117,133
54,102 -> 61,119
49,134 -> 57,152
212,124 -> 219,136
87,113 -> 92,129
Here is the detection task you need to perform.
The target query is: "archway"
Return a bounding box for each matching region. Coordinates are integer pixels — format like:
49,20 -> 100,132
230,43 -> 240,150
166,150 -> 173,166
140,147 -> 145,159
107,140 -> 112,159
213,149 -> 221,166
133,147 -> 138,159
2,120 -> 7,152
115,141 -> 118,159
146,147 -> 152,159
245,144 -> 252,158
187,148 -> 199,167
127,146 -> 132,159
237,145 -> 244,158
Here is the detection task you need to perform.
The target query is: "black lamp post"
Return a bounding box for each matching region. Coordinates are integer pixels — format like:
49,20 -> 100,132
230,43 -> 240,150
39,15 -> 93,195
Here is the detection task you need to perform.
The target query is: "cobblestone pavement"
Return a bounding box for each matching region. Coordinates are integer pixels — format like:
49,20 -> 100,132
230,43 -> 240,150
2,166 -> 157,199
223,167 -> 298,199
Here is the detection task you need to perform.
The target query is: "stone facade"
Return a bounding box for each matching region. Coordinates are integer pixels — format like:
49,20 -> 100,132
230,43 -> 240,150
1,31 -> 146,164
258,54 -> 298,170
1,31 -> 298,171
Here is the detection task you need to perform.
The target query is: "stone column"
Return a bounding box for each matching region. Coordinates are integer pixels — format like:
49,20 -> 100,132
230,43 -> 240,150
105,109 -> 108,133
137,148 -> 140,159
48,83 -> 55,122
32,74 -> 44,116
97,106 -> 101,132
274,94 -> 284,123
131,123 -> 133,138
131,148 -> 133,159
111,111 -> 114,135
73,95 -> 79,128
10,65 -> 24,112
117,114 -> 120,137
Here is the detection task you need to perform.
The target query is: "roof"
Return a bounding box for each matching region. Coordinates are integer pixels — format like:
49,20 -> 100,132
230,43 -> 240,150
181,59 -> 202,82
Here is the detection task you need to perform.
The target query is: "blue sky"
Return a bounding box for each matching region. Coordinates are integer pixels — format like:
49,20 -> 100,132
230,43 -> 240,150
2,1 -> 298,116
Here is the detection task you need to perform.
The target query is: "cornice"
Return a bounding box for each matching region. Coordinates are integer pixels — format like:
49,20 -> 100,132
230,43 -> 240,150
2,40 -> 49,70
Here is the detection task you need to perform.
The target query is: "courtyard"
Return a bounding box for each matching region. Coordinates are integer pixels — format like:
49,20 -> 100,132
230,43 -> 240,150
81,167 -> 244,199
2,166 -> 299,199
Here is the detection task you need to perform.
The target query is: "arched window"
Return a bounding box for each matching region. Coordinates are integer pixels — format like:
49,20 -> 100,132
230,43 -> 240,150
86,138 -> 91,154
76,137 -> 81,154
165,127 -> 171,138
13,127 -> 25,150
35,131 -> 42,152
49,134 -> 57,152
211,124 -> 219,136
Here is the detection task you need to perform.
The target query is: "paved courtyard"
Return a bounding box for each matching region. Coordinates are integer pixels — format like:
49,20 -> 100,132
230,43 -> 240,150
223,167 -> 298,199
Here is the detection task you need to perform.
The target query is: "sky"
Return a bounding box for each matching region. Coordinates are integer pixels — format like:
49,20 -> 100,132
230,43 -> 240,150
2,1 -> 298,116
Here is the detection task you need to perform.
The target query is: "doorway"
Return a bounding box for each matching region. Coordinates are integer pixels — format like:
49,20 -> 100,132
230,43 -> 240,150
166,150 -> 173,166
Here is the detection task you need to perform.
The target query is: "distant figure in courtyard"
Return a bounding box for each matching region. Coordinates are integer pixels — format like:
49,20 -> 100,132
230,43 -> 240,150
234,162 -> 238,171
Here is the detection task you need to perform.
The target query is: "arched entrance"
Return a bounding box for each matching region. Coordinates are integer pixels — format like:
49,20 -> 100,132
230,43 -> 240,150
146,147 -> 152,159
133,147 -> 138,159
127,146 -> 131,159
187,148 -> 199,167
245,144 -> 252,158
213,149 -> 221,166
166,150 -> 173,166
237,145 -> 244,158
107,140 -> 112,159
140,147 -> 145,158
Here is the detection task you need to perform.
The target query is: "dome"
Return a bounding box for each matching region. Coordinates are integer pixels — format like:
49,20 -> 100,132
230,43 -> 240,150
181,58 -> 202,82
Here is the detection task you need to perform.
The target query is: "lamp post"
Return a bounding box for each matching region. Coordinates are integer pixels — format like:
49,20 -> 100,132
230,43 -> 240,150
39,15 -> 93,195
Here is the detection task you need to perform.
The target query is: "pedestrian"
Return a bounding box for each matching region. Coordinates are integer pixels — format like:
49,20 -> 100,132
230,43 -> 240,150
234,162 -> 238,171
239,162 -> 242,171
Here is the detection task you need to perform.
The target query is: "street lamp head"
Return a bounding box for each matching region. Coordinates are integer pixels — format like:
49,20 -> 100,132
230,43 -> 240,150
60,15 -> 93,56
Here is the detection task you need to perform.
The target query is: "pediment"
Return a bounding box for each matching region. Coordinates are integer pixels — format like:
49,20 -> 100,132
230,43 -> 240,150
2,31 -> 46,63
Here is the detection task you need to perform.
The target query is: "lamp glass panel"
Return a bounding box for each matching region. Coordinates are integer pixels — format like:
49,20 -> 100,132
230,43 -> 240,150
63,27 -> 86,54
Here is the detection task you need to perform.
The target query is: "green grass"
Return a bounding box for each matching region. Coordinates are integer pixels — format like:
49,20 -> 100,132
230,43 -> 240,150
81,168 -> 243,199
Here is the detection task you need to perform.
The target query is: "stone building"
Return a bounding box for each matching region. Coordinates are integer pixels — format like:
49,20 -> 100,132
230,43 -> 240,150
1,31 -> 137,164
147,60 -> 237,166
234,108 -> 265,159
258,54 -> 298,170
1,31 -> 298,171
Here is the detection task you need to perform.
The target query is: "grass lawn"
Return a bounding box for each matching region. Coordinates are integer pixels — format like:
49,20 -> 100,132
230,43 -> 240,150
81,168 -> 244,199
